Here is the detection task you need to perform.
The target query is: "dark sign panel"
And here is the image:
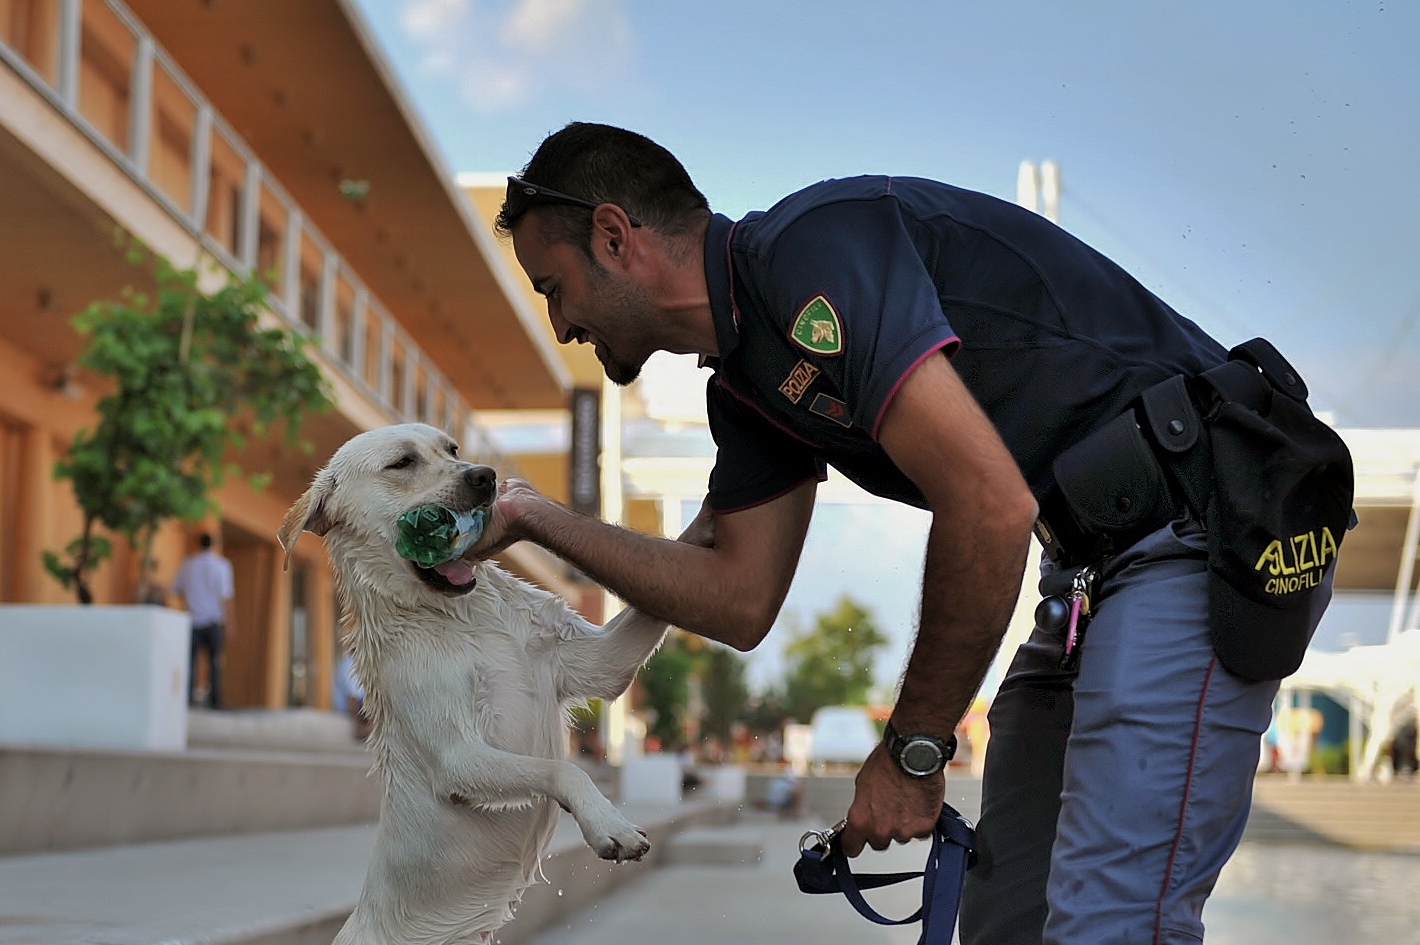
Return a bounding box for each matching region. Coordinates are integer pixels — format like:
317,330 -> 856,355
569,388 -> 600,517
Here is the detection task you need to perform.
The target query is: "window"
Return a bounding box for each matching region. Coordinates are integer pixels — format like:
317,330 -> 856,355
254,185 -> 288,295
362,307 -> 385,393
147,60 -> 196,212
297,231 -> 323,332
1,0 -> 61,84
331,270 -> 356,367
389,336 -> 408,414
77,0 -> 135,151
205,127 -> 246,260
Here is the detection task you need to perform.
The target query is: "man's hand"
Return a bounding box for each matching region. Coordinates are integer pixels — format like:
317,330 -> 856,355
465,477 -> 544,560
838,744 -> 945,857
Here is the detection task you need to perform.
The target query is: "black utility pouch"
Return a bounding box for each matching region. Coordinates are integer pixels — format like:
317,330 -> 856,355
1200,339 -> 1355,682
1052,410 -> 1177,547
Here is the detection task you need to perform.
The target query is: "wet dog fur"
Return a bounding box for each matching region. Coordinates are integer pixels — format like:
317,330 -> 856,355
278,423 -> 683,945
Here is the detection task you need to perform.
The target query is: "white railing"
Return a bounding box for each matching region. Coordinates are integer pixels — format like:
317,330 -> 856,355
0,0 -> 514,468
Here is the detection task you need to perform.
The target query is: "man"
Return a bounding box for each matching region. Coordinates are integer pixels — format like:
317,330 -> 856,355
333,645 -> 373,741
476,122 -> 1347,944
173,532 -> 235,709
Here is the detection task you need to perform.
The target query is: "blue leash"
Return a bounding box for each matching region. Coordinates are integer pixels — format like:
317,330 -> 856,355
793,804 -> 977,945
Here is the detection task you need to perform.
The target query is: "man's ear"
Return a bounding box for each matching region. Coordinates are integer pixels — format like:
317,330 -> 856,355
277,475 -> 336,571
591,204 -> 636,268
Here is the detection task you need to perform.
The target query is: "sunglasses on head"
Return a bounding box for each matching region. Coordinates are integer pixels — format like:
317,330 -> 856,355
506,176 -> 643,228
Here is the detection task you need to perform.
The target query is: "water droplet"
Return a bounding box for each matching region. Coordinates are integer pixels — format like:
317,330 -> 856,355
557,889 -> 564,896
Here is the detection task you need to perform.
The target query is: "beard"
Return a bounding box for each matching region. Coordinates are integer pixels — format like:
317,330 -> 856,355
599,345 -> 642,387
586,264 -> 658,386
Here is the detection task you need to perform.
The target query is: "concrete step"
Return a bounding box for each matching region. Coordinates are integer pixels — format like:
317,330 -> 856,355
186,707 -> 371,755
0,742 -> 380,855
0,799 -> 737,945
1240,806 -> 1344,846
1246,777 -> 1420,851
1,711 -> 617,856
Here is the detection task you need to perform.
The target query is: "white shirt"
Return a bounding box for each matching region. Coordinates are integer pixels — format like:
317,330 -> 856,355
173,550 -> 234,627
333,652 -> 366,709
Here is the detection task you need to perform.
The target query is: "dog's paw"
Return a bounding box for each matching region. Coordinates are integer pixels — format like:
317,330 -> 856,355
586,816 -> 650,862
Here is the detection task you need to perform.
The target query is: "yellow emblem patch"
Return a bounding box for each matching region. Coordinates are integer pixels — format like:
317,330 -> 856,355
1253,527 -> 1339,595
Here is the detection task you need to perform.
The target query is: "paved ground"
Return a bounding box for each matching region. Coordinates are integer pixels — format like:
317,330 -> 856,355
520,814 -> 935,945
519,816 -> 1420,945
1206,841 -> 1420,945
0,825 -> 373,945
5,766 -> 1418,945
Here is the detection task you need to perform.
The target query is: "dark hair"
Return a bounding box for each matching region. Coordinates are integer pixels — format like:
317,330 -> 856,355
199,533 -> 214,550
495,123 -> 710,251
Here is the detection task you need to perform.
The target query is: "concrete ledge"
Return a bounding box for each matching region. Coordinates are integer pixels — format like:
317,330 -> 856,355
0,743 -> 380,855
1247,776 -> 1420,851
0,800 -> 738,945
186,708 -> 370,755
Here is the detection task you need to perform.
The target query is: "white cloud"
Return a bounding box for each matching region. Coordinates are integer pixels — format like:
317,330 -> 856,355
395,0 -> 633,114
502,0 -> 589,51
401,0 -> 470,38
459,60 -> 537,112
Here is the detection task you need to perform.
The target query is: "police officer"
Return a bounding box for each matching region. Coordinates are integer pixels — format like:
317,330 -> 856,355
477,122 -> 1340,944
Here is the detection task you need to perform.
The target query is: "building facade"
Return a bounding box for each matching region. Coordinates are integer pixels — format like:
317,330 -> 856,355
0,0 -> 586,710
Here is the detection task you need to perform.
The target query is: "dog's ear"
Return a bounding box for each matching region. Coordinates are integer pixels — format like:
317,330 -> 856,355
277,476 -> 336,571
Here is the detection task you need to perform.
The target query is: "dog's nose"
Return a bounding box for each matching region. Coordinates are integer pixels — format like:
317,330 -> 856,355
464,465 -> 496,498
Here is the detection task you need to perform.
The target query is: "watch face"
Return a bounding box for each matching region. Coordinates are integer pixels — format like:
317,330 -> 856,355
901,738 -> 944,776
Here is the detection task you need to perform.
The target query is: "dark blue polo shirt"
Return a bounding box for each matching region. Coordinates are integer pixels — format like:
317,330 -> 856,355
701,176 -> 1227,513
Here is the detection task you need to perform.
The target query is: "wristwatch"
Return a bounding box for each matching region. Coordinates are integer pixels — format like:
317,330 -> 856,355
883,720 -> 956,778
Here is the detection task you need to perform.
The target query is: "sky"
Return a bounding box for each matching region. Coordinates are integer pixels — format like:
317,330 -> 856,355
349,0 -> 1419,693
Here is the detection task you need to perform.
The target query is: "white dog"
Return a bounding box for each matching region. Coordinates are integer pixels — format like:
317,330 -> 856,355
277,423 -> 705,945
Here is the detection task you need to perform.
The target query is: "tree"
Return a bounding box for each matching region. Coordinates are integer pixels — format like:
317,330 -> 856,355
782,595 -> 888,722
44,244 -> 333,604
741,687 -> 792,736
638,631 -> 698,748
699,643 -> 750,743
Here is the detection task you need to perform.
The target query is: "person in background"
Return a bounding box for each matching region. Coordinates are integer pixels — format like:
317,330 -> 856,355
333,646 -> 372,741
172,532 -> 235,709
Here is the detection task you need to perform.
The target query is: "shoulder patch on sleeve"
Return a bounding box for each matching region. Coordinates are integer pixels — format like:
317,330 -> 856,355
778,359 -> 820,404
790,295 -> 844,356
809,392 -> 852,427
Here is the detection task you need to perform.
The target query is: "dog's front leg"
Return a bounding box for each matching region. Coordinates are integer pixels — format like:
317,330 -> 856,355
553,501 -> 716,702
437,743 -> 650,862
554,607 -> 671,703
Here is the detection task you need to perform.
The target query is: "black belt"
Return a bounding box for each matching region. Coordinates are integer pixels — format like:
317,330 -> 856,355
1034,355 -> 1279,569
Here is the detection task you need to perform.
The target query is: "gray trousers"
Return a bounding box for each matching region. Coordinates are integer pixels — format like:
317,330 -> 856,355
960,516 -> 1331,945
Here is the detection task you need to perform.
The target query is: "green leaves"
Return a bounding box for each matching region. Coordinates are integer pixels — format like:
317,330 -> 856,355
781,596 -> 887,722
639,633 -> 700,749
45,241 -> 335,603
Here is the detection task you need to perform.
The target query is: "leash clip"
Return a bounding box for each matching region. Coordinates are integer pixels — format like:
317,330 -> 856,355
799,818 -> 848,857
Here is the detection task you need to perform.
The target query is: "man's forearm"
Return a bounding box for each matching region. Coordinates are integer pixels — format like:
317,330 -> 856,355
891,515 -> 1033,737
513,499 -> 758,648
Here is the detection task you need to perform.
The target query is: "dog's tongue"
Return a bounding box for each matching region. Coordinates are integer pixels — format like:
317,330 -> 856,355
433,558 -> 476,586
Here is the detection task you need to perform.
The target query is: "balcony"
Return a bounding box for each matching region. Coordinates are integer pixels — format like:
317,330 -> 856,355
0,0 -> 515,462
